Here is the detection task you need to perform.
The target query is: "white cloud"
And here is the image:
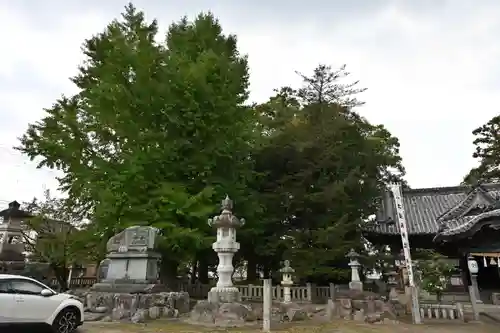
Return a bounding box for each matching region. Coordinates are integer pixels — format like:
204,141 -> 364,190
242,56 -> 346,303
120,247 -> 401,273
0,0 -> 498,205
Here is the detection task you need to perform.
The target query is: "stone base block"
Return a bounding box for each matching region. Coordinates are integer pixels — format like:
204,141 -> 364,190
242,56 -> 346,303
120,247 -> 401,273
91,282 -> 167,294
349,281 -> 363,291
208,287 -> 241,303
189,300 -> 252,326
0,260 -> 26,273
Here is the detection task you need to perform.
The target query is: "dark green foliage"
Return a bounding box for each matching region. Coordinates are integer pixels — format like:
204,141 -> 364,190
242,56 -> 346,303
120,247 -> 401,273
463,115 -> 500,184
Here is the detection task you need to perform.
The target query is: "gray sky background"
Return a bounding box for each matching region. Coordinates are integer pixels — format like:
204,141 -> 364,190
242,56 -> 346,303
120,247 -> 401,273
0,0 -> 499,203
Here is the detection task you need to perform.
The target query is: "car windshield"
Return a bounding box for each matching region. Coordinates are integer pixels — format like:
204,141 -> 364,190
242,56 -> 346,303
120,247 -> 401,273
28,278 -> 57,294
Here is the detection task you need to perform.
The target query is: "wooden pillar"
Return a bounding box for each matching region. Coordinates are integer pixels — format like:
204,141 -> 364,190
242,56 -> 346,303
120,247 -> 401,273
459,253 -> 471,292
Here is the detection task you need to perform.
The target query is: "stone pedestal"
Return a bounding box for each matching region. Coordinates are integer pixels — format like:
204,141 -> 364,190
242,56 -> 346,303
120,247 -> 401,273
282,282 -> 292,303
349,280 -> 363,291
470,273 -> 482,304
207,288 -> 241,303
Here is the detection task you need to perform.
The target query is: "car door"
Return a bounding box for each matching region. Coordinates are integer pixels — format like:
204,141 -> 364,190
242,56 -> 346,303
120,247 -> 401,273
0,279 -> 15,323
10,278 -> 60,323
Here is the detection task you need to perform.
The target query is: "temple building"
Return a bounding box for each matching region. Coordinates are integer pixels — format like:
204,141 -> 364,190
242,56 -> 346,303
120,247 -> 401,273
363,183 -> 500,302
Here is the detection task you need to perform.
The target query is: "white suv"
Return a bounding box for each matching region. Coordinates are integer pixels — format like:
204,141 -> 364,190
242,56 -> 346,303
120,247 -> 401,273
0,274 -> 84,332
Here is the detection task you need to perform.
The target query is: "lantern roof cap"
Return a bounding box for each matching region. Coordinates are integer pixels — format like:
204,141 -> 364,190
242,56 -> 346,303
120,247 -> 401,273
279,260 -> 295,273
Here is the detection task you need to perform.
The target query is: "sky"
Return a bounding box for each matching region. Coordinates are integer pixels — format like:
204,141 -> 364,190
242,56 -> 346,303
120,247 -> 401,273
0,0 -> 499,205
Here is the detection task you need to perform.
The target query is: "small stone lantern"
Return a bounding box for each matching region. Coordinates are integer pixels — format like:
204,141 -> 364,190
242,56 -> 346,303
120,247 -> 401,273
280,260 -> 295,303
395,249 -> 408,288
385,270 -> 400,300
395,249 -> 406,268
346,248 -> 363,291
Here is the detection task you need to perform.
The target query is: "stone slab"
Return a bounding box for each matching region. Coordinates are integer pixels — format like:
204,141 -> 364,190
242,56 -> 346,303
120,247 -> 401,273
91,282 -> 167,294
107,252 -> 161,259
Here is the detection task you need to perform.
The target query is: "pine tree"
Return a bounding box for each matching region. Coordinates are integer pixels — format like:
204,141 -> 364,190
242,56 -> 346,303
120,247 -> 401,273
463,115 -> 500,184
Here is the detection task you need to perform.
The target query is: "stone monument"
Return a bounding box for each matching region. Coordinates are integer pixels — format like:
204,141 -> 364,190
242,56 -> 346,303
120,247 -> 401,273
347,248 -> 363,291
280,260 -> 294,304
91,226 -> 164,293
207,195 -> 245,303
84,226 -> 191,323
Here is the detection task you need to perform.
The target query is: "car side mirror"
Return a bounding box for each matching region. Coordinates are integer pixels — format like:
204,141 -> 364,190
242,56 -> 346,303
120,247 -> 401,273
40,289 -> 54,297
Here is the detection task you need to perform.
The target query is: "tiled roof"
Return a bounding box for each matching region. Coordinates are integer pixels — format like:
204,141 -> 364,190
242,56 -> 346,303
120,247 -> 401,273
366,183 -> 500,236
438,209 -> 500,237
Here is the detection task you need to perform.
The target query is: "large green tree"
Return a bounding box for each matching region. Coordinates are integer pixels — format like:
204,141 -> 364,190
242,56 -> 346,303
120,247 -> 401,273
463,115 -> 500,184
248,65 -> 404,283
17,4 -> 258,284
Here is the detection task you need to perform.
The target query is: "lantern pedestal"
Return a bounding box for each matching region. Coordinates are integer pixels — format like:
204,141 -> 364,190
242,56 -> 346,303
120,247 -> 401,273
207,241 -> 241,303
470,274 -> 482,304
281,281 -> 292,304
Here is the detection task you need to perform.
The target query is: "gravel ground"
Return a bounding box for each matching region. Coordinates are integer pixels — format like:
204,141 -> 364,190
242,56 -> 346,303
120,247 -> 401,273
78,320 -> 500,333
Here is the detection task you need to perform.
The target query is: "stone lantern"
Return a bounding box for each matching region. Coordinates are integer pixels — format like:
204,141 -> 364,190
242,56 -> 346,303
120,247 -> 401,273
207,196 -> 245,303
395,249 -> 408,288
385,270 -> 400,300
346,248 -> 363,291
280,260 -> 295,303
395,249 -> 405,268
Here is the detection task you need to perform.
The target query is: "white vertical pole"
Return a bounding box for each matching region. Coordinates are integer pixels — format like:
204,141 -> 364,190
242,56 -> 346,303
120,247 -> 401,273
67,266 -> 73,289
263,279 -> 271,332
389,183 -> 422,324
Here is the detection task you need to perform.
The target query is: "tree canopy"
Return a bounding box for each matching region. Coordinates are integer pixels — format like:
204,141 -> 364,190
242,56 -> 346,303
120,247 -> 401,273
463,115 -> 500,184
17,3 -> 406,285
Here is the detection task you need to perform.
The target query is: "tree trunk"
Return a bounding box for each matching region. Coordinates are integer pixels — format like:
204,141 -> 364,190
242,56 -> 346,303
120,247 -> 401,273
160,256 -> 179,289
190,259 -> 198,284
246,254 -> 258,282
262,263 -> 271,279
198,253 -> 209,284
51,264 -> 68,291
437,292 -> 442,304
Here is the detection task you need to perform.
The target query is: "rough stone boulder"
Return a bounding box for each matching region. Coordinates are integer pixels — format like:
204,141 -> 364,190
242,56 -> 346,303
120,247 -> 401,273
278,302 -> 308,322
82,291 -> 189,322
189,300 -> 255,327
337,289 -> 381,300
242,301 -> 310,323
327,290 -> 400,324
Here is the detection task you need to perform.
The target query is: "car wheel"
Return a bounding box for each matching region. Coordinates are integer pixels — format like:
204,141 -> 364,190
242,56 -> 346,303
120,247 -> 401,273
52,307 -> 79,333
